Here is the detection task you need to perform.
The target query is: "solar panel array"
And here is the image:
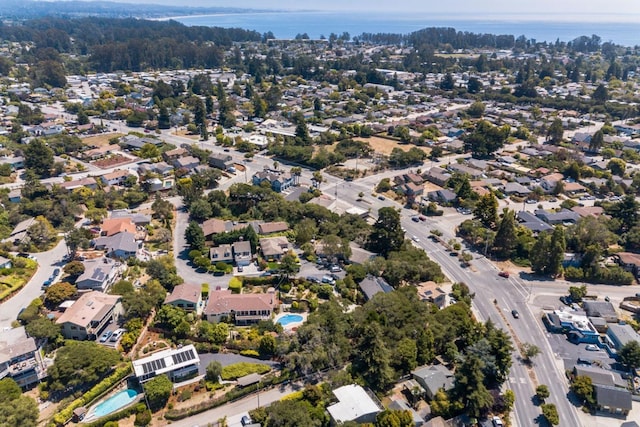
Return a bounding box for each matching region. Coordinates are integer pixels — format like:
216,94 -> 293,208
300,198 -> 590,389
171,348 -> 196,365
141,357 -> 166,374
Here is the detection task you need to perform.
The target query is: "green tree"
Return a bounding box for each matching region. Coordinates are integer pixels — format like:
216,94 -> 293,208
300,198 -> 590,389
541,403 -> 559,425
367,207 -> 404,257
453,354 -> 493,417
0,378 -> 38,427
592,83 -> 608,104
589,129 -> 604,152
611,194 -> 640,232
463,120 -> 510,158
259,334 -> 277,357
25,317 -> 61,340
144,374 -> 173,410
206,361 -> 222,382
280,251 -> 300,277
189,198 -> 213,222
618,340 -> 640,370
547,118 -> 564,144
353,322 -> 395,392
47,341 -> 121,391
157,104 -> 170,129
467,101 -> 485,118
608,158 -> 627,177
440,73 -> 454,90
375,409 -> 414,427
536,384 -> 550,400
185,221 -> 205,252
473,193 -> 499,229
24,138 -> 55,177
492,209 -> 517,258
263,400 -> 322,427
521,342 -> 541,362
571,375 -> 595,407
44,282 -> 77,305
568,285 -> 587,302
63,260 -> 85,277
139,143 -> 160,159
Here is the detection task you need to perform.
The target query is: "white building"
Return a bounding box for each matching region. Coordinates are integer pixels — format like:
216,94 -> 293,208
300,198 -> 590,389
132,344 -> 200,384
327,384 -> 382,424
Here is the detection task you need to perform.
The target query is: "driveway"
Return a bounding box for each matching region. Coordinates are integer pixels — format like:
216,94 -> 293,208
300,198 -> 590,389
0,239 -> 68,329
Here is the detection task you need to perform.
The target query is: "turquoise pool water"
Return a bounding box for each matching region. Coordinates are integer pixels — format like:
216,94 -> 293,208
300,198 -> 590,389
277,314 -> 303,326
93,389 -> 138,418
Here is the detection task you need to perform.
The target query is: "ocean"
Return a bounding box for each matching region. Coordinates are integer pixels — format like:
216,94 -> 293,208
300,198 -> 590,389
169,11 -> 640,47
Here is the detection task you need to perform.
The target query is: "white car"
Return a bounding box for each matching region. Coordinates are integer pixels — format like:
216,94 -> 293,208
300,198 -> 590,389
585,344 -> 599,351
412,236 -> 420,242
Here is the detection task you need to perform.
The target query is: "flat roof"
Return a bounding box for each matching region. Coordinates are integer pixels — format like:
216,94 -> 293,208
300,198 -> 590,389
132,344 -> 200,380
327,384 -> 381,423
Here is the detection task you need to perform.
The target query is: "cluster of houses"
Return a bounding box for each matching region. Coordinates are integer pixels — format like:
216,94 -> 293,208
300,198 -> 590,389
543,302 -> 640,416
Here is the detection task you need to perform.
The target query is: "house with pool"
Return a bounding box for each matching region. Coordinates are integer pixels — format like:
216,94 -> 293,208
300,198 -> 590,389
132,344 -> 200,384
203,288 -> 278,325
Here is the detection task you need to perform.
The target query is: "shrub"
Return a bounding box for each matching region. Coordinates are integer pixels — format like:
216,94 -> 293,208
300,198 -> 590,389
240,349 -> 260,358
228,277 -> 242,293
134,410 -> 152,426
178,390 -> 192,402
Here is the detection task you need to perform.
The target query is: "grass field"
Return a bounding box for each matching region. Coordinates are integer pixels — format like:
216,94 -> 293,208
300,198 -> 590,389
82,133 -> 124,147
354,136 -> 431,156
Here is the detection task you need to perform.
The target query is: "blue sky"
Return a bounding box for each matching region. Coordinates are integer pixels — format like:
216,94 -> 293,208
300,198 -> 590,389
97,0 -> 640,16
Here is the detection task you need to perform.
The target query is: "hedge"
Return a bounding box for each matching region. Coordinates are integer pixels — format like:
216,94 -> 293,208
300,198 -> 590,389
51,364 -> 132,426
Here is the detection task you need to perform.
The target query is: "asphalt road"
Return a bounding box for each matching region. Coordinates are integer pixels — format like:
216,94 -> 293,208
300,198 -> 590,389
0,239 -> 68,329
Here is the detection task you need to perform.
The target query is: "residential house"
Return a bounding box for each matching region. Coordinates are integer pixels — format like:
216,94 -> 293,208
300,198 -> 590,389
535,209 -> 581,225
252,168 -> 293,193
100,218 -> 136,237
162,147 -> 188,162
583,301 -> 618,323
447,163 -> 484,179
327,384 -> 382,425
426,189 -> 457,204
208,153 -> 235,171
56,291 -> 123,340
349,243 -> 376,265
0,256 -> 11,269
614,252 -> 640,277
8,189 -> 21,203
517,211 -> 553,233
259,236 -> 290,260
164,283 -> 202,314
59,177 -> 98,192
82,145 -> 115,161
110,210 -> 151,225
572,365 -> 627,388
423,168 -> 451,187
607,323 -> 640,350
93,231 -> 139,259
0,156 -> 24,171
232,240 -> 253,266
209,244 -> 234,264
412,364 -> 455,399
418,282 -> 447,309
132,344 -> 200,384
594,385 -> 632,416
502,182 -> 531,196
571,206 -> 604,218
540,173 -> 564,192
201,218 -> 230,238
359,275 -> 394,301
121,136 -> 162,150
100,169 -> 134,186
0,326 -> 47,389
387,399 -> 424,426
257,221 -> 289,235
173,156 -> 200,171
75,257 -> 119,291
203,289 -> 277,325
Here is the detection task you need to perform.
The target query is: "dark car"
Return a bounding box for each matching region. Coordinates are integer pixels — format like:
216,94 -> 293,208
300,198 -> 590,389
411,216 -> 420,222
498,271 -> 510,278
560,296 -> 572,305
511,310 -> 519,319
378,195 -> 385,200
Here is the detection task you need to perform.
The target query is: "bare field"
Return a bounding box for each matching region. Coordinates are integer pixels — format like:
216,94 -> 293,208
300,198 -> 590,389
354,136 -> 431,156
81,133 -> 124,147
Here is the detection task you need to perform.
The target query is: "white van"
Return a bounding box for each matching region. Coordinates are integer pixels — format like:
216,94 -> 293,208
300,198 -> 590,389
110,328 -> 125,342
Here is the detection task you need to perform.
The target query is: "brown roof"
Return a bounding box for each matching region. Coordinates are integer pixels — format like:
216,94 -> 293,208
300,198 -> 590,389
201,218 -> 226,237
101,218 -> 136,237
203,290 -> 275,316
102,169 -> 131,181
56,291 -> 121,327
165,283 -> 201,305
571,206 -> 604,218
258,221 -> 289,234
616,252 -> 640,267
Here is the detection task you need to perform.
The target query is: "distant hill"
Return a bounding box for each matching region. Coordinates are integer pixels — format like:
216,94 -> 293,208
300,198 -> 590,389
0,0 -> 262,19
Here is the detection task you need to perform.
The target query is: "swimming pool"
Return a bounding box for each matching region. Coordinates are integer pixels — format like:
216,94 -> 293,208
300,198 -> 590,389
277,314 -> 303,326
93,389 -> 138,418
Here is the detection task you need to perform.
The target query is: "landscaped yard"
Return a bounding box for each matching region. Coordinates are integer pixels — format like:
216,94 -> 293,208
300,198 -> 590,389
220,362 -> 271,380
0,259 -> 38,302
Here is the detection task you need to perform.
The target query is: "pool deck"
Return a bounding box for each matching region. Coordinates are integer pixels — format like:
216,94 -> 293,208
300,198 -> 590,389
82,388 -> 142,423
274,312 -> 307,330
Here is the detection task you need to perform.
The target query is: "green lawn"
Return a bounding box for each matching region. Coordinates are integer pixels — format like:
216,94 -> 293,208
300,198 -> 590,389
220,362 -> 271,381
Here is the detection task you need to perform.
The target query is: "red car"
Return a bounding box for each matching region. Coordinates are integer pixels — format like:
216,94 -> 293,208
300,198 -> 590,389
498,271 -> 510,278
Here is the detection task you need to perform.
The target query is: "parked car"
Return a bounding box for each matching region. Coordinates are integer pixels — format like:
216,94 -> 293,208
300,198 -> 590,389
411,216 -> 420,222
492,416 -> 504,427
17,253 -> 37,261
378,195 -> 385,200
99,330 -> 113,343
498,271 -> 510,278
329,265 -> 341,273
321,275 -> 335,285
560,296 -> 572,305
306,276 -> 320,283
585,344 -> 599,351
419,215 -> 427,221
511,310 -> 519,319
525,199 -> 537,204
110,329 -> 125,342
241,415 -> 252,426
412,236 -> 420,242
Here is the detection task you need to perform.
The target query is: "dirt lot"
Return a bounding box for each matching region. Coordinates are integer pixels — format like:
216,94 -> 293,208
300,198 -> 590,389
82,133 -> 124,148
354,136 -> 431,156
92,154 -> 135,169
